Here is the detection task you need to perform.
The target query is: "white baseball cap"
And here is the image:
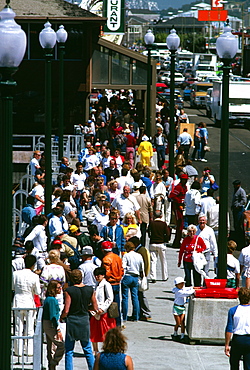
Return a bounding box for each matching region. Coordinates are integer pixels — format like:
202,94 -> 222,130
174,277 -> 185,285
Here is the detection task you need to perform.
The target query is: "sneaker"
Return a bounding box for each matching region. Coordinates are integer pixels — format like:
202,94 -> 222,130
180,334 -> 185,340
173,331 -> 178,337
200,158 -> 207,162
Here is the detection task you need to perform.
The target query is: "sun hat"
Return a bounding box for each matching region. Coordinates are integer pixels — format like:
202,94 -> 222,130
174,277 -> 185,285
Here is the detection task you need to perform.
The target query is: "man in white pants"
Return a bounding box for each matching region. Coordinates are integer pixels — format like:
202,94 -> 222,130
196,214 -> 218,276
12,255 -> 41,356
148,210 -> 170,283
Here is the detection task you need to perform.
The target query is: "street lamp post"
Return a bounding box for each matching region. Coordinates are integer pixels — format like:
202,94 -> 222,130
144,29 -> 155,136
0,1 -> 26,367
216,20 -> 238,279
166,27 -> 180,178
56,25 -> 68,160
39,21 -> 57,216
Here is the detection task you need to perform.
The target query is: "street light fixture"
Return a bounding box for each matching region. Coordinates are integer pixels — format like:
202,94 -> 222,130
216,20 -> 238,279
39,21 -> 57,216
56,25 -> 68,160
0,1 -> 26,367
166,27 -> 180,178
144,28 -> 155,136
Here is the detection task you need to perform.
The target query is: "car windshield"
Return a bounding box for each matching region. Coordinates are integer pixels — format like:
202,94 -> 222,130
196,85 -> 211,92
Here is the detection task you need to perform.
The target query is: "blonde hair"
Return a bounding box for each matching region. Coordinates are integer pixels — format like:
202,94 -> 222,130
187,224 -> 197,233
123,212 -> 136,225
227,240 -> 237,254
48,249 -> 60,263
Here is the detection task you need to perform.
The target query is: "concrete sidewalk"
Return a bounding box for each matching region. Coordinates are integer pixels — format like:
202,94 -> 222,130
45,239 -> 233,370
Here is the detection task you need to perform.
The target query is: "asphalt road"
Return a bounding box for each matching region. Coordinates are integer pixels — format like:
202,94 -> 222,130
183,100 -> 250,198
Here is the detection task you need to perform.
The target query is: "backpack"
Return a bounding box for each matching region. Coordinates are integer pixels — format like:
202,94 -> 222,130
63,240 -> 82,270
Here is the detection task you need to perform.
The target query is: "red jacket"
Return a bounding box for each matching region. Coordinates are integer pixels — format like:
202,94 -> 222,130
169,182 -> 187,204
178,235 -> 206,264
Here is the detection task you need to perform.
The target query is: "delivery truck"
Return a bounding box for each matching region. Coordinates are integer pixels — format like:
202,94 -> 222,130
211,81 -> 250,128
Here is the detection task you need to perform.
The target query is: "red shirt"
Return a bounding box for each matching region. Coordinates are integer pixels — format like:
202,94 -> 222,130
126,134 -> 137,147
112,126 -> 123,137
178,235 -> 206,264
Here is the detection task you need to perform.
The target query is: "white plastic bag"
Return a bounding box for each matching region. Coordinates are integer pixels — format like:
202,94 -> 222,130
138,277 -> 148,291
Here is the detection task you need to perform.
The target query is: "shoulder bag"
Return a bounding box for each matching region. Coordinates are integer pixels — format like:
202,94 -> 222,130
192,236 -> 207,274
104,284 -> 119,319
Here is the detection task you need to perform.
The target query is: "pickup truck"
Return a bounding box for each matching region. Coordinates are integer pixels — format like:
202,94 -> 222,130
190,82 -> 213,108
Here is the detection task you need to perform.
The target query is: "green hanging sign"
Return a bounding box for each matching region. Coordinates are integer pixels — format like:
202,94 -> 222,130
103,0 -> 125,35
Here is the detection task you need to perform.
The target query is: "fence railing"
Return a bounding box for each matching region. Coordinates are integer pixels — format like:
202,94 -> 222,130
12,134 -> 85,240
11,307 -> 43,370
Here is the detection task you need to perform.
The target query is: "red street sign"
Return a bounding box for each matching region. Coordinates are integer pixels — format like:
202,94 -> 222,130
198,10 -> 228,21
211,0 -> 224,8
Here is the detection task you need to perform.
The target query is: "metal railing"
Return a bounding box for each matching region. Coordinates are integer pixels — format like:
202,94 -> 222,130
13,134 -> 85,161
11,307 -> 43,370
12,134 -> 85,240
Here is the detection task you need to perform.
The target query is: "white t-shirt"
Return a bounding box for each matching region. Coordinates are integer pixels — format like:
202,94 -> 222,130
30,157 -> 40,176
29,184 -> 44,208
184,189 -> 201,216
111,194 -> 140,219
227,254 -> 240,279
71,172 -> 87,191
239,245 -> 250,272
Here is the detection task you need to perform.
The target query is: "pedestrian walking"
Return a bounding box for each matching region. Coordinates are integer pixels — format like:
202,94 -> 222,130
60,269 -> 98,370
177,128 -> 192,160
225,287 -> 250,369
148,210 -> 169,283
43,280 -> 64,370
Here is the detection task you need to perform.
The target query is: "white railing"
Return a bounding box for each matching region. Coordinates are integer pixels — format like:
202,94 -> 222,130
13,134 -> 85,161
11,307 -> 43,370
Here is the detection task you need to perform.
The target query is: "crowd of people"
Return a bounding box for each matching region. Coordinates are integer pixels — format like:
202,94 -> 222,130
11,94 -> 250,369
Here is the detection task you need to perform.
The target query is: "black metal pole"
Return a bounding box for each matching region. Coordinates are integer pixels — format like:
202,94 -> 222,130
45,50 -> 52,216
0,67 -> 17,369
217,59 -> 230,279
146,46 -> 152,136
169,49 -> 176,178
58,43 -> 65,160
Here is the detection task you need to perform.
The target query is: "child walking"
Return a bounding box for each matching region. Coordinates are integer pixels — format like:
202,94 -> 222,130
172,277 -> 195,339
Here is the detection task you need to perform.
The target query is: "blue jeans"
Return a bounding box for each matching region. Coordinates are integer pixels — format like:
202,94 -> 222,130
191,141 -> 201,160
121,275 -> 139,321
65,335 -> 94,370
74,195 -> 83,222
156,145 -> 165,169
112,284 -> 121,327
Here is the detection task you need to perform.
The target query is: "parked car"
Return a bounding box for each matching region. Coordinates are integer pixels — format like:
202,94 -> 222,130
157,90 -> 184,109
182,77 -> 199,89
156,82 -> 168,93
157,70 -> 167,82
160,71 -> 171,83
165,72 -> 185,86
